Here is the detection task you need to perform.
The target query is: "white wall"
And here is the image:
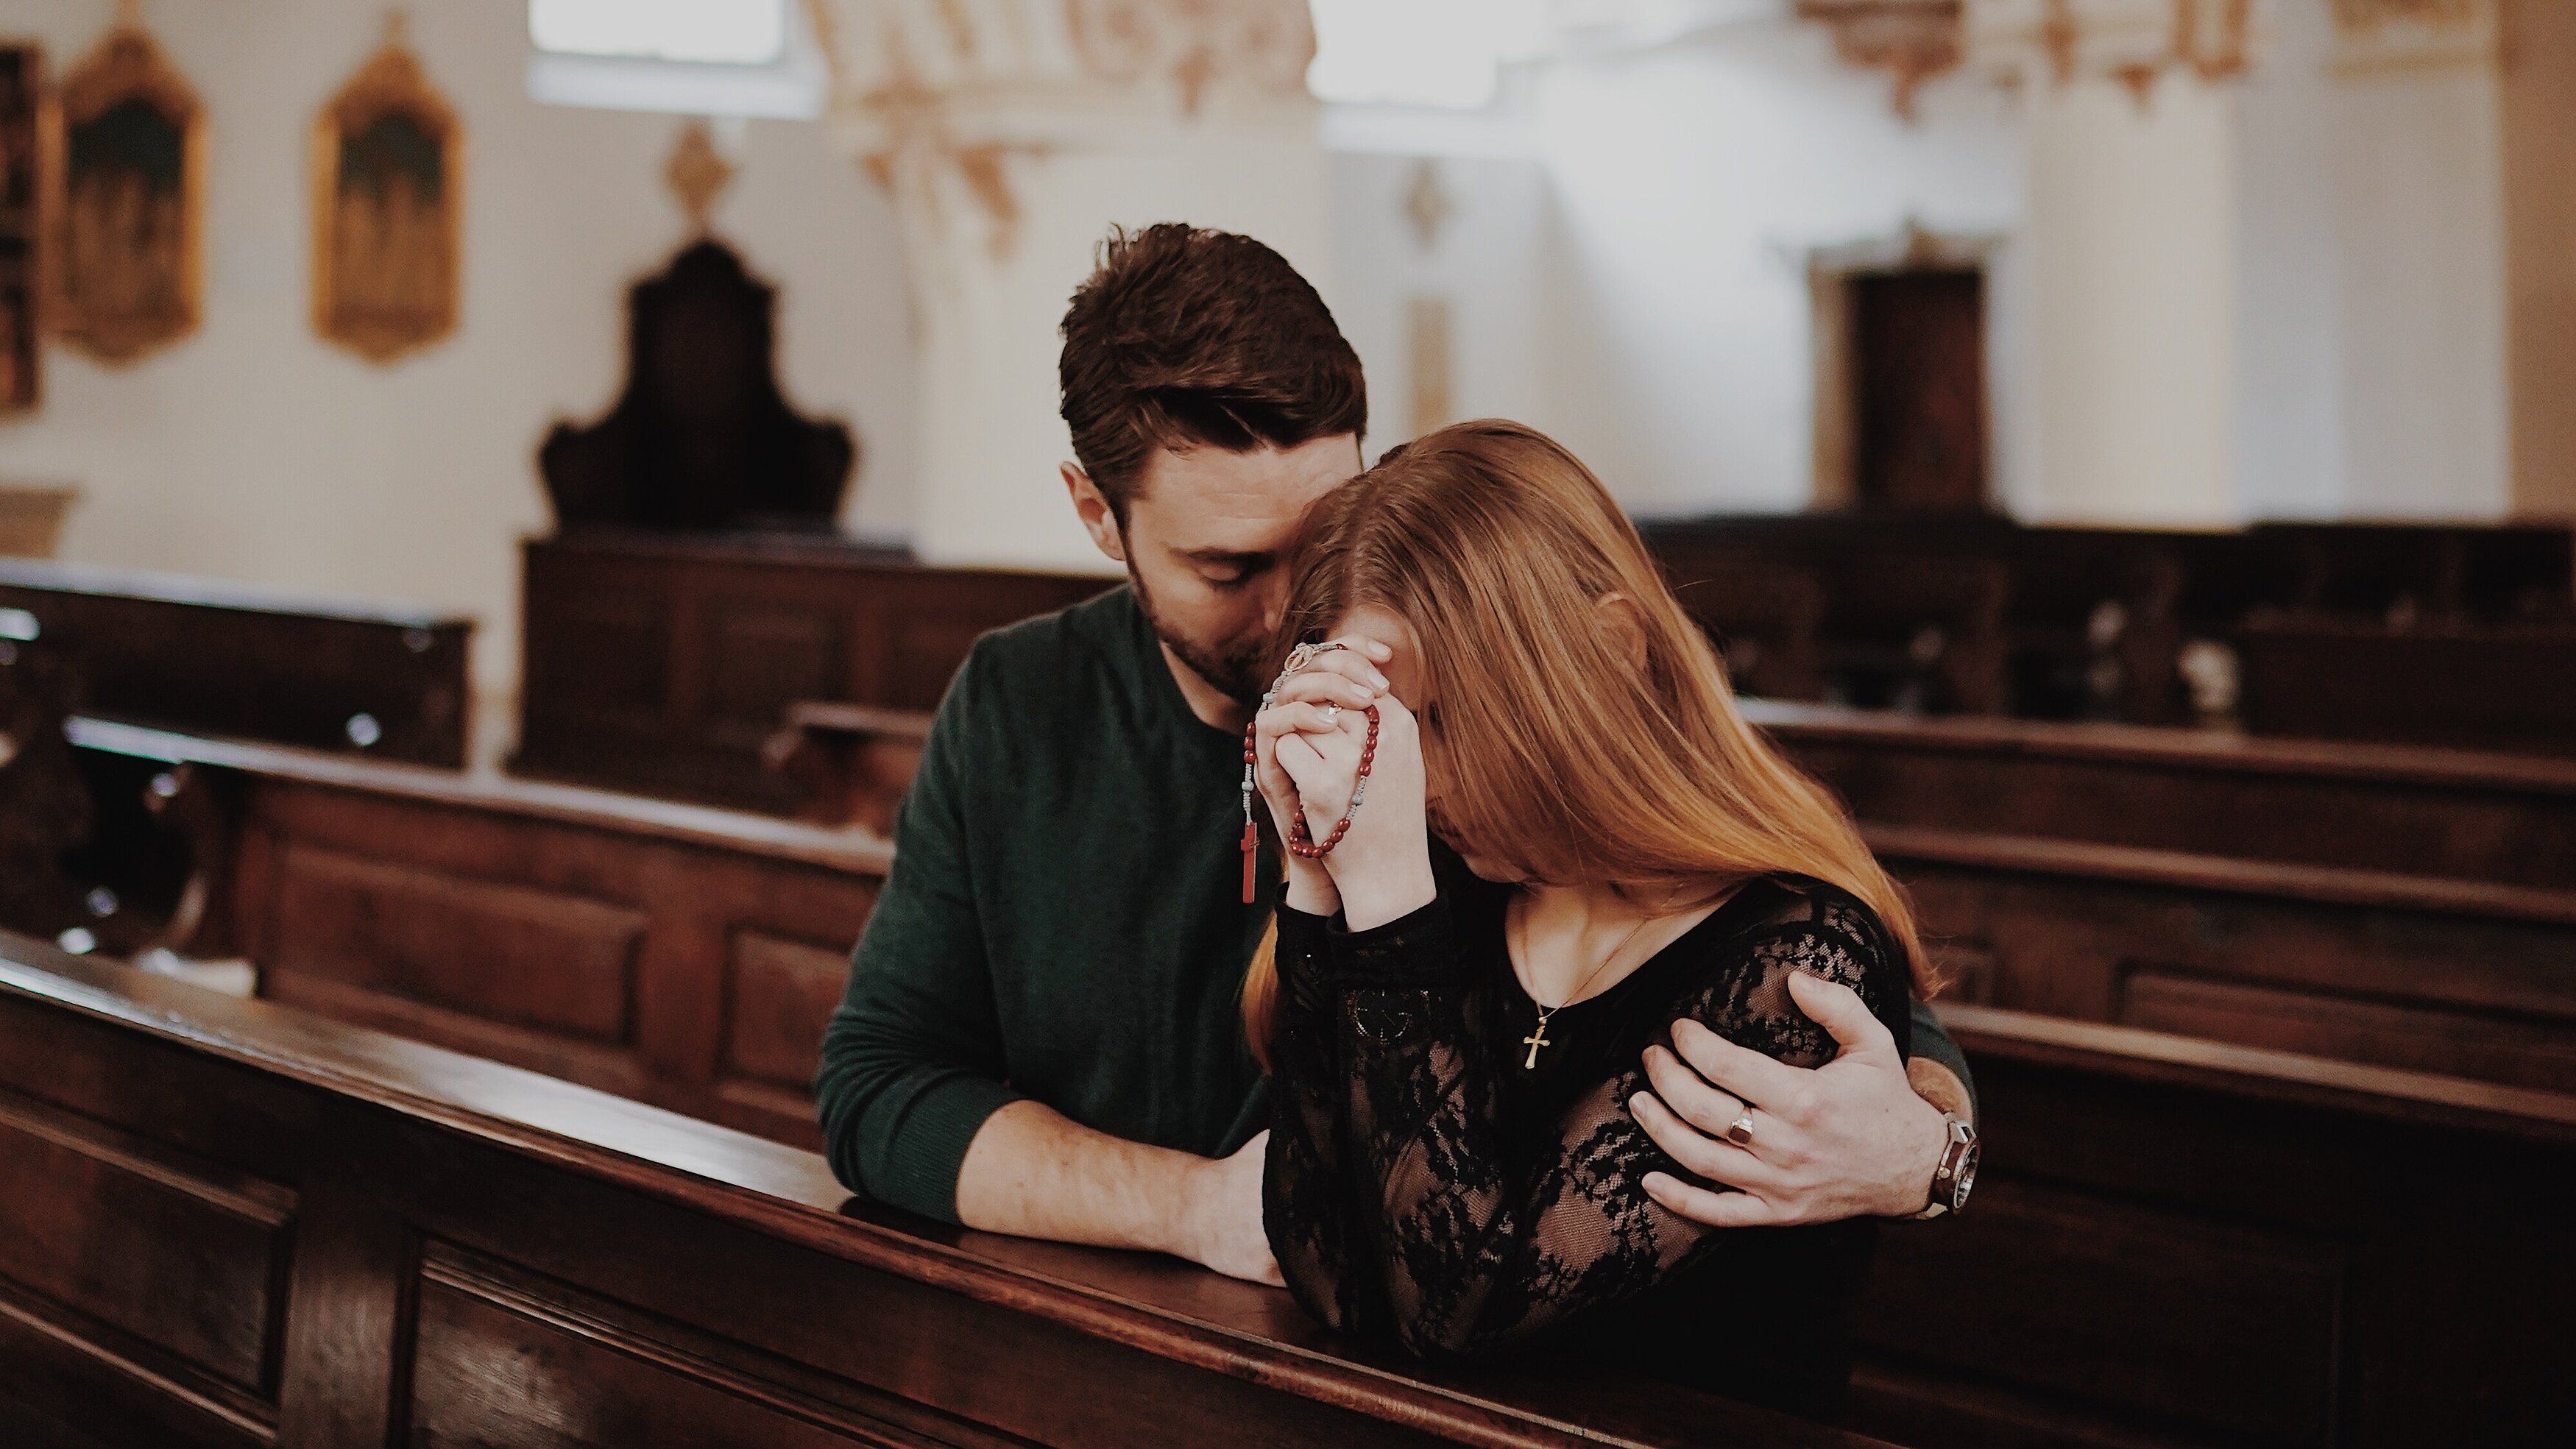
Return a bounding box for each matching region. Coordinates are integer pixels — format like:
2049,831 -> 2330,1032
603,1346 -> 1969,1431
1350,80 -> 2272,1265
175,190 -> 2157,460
1531,23 -> 2023,517
2020,73 -> 2241,527
1329,17 -> 2024,516
1328,149 -> 1550,460
0,0 -> 916,707
2330,58 -> 2510,519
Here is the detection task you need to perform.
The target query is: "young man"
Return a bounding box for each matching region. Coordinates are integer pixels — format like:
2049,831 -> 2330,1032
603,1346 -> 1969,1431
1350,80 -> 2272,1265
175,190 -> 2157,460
817,225 -> 1975,1286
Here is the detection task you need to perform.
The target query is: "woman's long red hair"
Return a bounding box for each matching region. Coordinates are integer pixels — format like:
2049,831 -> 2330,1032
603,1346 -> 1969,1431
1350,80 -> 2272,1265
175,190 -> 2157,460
1242,420 -> 1936,1069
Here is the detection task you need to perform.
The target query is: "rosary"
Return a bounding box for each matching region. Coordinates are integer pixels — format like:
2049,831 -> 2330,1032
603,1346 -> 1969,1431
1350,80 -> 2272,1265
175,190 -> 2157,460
1240,641 -> 1382,902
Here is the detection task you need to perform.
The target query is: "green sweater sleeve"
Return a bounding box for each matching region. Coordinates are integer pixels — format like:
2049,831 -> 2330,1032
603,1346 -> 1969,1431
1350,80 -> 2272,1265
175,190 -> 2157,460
1908,996 -> 1977,1119
814,654 -> 1025,1222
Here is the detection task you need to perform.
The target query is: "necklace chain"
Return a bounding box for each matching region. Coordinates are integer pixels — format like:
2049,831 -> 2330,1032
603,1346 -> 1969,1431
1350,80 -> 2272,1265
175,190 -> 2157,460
1512,888 -> 1675,1069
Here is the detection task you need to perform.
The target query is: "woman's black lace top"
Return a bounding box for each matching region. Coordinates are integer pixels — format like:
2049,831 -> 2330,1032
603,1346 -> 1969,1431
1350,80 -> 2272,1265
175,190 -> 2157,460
1262,848 -> 1912,1418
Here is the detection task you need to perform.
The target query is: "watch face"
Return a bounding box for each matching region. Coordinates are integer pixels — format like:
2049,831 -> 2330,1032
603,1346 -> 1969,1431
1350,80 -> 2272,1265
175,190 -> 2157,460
1950,1139 -> 1981,1211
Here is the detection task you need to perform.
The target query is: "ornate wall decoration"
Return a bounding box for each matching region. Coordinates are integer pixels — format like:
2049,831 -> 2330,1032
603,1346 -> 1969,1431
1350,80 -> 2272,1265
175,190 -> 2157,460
1064,0 -> 1313,116
2327,0 -> 2496,74
1,44 -> 49,415
1798,1 -> 1966,121
46,5 -> 202,364
665,118 -> 736,235
1968,0 -> 2254,102
805,0 -> 1314,266
310,14 -> 460,364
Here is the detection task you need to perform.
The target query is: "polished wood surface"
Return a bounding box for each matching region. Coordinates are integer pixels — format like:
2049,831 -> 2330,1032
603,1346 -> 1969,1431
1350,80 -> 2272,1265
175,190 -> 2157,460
514,532 -> 1108,812
1731,706 -> 2576,1091
0,558 -> 473,767
515,521 -> 2576,819
1742,698 -> 2576,890
0,936 -> 1892,1449
9,937 -> 2575,1448
73,716 -> 886,1147
767,701 -> 934,831
1641,514 -> 2576,740
766,698 -> 2576,1094
1851,1004 -> 2576,1449
2236,617 -> 2576,757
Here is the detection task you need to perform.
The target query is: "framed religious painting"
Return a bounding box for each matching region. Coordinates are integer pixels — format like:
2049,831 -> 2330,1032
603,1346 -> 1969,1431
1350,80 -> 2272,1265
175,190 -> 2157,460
1,42 -> 50,414
46,12 -> 202,364
311,15 -> 460,362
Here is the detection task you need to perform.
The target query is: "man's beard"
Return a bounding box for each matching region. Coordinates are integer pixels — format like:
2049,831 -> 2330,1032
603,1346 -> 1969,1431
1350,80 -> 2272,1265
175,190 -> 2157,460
1129,563 -> 1272,706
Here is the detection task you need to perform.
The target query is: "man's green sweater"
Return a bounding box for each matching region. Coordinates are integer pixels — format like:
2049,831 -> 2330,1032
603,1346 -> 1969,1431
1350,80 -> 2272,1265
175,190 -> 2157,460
815,587 -> 1973,1223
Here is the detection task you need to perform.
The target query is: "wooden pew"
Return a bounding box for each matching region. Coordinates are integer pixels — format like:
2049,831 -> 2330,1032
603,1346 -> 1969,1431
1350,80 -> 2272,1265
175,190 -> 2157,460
11,939 -> 2576,1449
765,700 -> 2576,1095
1743,699 -> 2576,890
1850,1005 -> 2576,1449
1736,702 -> 2576,1091
0,559 -> 475,768
763,700 -> 932,832
514,531 -> 1109,812
2235,617 -> 2576,757
0,937 -> 1888,1449
68,715 -> 884,1148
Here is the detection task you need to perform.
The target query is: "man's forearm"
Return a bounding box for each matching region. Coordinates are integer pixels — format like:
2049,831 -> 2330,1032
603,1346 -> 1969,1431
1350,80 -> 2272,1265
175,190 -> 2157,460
952,1099 -> 1200,1255
1911,1058 -> 1973,1124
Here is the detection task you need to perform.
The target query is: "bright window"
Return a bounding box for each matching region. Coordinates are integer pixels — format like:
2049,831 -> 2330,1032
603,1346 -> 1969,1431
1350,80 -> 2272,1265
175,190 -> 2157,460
530,0 -> 788,66
526,0 -> 821,118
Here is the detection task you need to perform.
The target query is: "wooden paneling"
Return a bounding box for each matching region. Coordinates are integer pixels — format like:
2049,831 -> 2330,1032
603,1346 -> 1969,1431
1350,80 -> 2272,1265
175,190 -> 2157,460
1642,514 -> 2576,739
71,718 -> 887,1149
1847,1005 -> 2576,1449
2235,620 -> 2576,757
1863,1177 -> 2347,1446
725,931 -> 857,1091
0,937 -> 1888,1449
0,1089 -> 294,1403
1881,839 -> 2576,1093
1755,701 -> 2576,889
2117,971 -> 2576,1092
0,559 -> 474,768
267,844 -> 644,1044
516,534 -> 1108,812
408,1246 -> 955,1449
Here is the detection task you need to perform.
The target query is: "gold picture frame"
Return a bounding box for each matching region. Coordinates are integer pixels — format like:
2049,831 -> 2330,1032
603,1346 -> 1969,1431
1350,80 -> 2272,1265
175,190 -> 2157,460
46,10 -> 202,365
310,15 -> 460,364
1,40 -> 55,414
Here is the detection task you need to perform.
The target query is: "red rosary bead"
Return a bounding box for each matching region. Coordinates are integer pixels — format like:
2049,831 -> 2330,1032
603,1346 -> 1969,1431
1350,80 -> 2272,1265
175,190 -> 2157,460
1278,704 -> 1379,858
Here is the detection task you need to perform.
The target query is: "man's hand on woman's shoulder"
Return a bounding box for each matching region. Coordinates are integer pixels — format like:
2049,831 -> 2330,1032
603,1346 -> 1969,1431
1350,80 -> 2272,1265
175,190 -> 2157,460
1627,971 -> 1952,1227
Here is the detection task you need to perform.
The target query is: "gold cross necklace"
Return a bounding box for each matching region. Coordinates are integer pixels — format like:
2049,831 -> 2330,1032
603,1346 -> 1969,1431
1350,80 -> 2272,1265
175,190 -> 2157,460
1511,888 -> 1674,1069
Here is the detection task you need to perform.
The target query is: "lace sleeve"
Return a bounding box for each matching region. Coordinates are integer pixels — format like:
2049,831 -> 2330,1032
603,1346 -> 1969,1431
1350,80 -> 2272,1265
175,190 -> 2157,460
1262,906 -> 1367,1334
1263,884 -> 1904,1361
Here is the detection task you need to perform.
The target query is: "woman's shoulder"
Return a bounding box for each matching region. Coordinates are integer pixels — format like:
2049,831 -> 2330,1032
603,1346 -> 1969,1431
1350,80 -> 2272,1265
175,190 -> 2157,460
1657,876 -> 1910,1062
1741,876 -> 1894,954
1688,876 -> 1904,995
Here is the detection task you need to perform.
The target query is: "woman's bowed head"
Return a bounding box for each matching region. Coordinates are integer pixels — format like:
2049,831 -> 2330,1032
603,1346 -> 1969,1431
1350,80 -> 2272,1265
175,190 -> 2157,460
1242,420 -> 1938,1406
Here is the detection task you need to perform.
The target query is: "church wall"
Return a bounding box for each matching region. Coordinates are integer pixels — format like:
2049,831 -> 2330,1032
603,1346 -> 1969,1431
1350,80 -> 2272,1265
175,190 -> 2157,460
1522,22 -> 2024,517
2019,74 -> 2242,527
0,0 -> 916,706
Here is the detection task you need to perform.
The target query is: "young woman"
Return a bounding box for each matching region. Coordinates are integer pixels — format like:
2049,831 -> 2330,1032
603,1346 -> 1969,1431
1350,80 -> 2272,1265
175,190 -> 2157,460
1243,420 -> 1938,1419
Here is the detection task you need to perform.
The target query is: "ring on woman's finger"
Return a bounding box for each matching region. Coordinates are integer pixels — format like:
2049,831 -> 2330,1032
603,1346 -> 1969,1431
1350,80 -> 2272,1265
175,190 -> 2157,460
1725,1112 -> 1755,1147
1322,704 -> 1340,726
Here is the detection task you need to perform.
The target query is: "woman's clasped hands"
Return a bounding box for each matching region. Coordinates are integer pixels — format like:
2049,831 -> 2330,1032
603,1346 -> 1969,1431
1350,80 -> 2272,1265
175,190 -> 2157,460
1250,634 -> 1434,930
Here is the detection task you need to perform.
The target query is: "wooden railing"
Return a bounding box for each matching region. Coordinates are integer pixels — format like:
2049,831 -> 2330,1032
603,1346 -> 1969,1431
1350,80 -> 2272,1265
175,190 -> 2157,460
0,557 -> 474,768
0,937 -> 1889,1449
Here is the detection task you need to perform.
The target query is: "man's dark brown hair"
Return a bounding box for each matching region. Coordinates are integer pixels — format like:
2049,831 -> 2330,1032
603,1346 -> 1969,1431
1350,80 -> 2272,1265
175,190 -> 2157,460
1059,224 -> 1367,517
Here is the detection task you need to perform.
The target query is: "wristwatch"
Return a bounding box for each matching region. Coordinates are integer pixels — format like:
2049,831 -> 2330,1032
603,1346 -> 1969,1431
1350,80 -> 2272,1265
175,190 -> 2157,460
1909,1113 -> 1979,1219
